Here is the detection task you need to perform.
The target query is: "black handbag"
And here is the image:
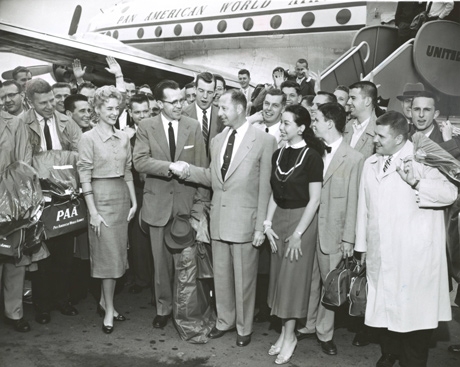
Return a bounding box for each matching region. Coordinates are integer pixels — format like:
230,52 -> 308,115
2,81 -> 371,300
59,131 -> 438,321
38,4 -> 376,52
349,263 -> 367,317
410,2 -> 432,31
321,257 -> 353,307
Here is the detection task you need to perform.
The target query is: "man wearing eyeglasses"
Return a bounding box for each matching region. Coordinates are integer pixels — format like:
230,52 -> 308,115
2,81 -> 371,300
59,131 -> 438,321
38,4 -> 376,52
133,79 -> 209,329
1,80 -> 25,118
182,72 -> 224,156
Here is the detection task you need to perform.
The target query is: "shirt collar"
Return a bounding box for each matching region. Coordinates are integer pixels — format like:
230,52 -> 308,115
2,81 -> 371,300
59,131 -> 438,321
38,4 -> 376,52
95,122 -> 121,142
231,120 -> 250,136
161,112 -> 178,126
35,110 -> 52,123
352,116 -> 370,131
326,136 -> 343,154
287,139 -> 307,149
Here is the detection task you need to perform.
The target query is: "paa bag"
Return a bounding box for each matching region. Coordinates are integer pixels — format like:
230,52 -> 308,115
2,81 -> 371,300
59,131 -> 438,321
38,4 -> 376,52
321,257 -> 353,307
0,229 -> 24,259
40,197 -> 87,239
196,242 -> 213,279
410,2 -> 432,31
349,264 -> 367,317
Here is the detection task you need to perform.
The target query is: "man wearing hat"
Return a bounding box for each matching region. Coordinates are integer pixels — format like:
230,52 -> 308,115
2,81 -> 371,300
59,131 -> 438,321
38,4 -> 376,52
396,82 -> 425,126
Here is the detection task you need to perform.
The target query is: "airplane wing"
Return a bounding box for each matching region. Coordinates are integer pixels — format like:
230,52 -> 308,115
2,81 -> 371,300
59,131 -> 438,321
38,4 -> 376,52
0,22 -> 241,88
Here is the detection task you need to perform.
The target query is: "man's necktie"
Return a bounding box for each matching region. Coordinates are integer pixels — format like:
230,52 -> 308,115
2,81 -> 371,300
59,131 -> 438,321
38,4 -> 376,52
43,118 -> 53,150
221,130 -> 236,180
168,122 -> 176,162
383,155 -> 393,172
202,109 -> 209,148
265,126 -> 269,133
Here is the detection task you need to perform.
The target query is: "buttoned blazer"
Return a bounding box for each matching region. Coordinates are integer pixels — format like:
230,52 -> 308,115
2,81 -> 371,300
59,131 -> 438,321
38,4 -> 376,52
182,102 -> 223,144
188,124 -> 277,243
343,110 -> 377,159
133,114 -> 209,227
22,109 -> 81,155
318,141 -> 364,254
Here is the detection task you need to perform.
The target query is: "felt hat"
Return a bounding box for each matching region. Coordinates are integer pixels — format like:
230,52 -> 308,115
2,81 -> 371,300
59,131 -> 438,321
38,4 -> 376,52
164,214 -> 195,250
396,83 -> 425,101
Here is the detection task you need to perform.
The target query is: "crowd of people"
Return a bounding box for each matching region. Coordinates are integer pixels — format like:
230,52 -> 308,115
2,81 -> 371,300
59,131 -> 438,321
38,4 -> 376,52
1,46 -> 459,367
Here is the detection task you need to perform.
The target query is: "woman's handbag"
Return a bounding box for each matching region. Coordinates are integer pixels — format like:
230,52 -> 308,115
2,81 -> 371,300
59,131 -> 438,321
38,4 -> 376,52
321,257 -> 353,307
349,263 -> 367,317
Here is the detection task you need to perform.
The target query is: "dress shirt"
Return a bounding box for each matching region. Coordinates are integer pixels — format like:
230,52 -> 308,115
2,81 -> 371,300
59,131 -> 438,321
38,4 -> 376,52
424,125 -> 435,138
77,123 -> 133,183
323,137 -> 343,176
195,104 -> 212,131
240,87 -> 251,102
35,111 -> 62,151
296,76 -> 312,85
428,1 -> 454,19
220,121 -> 250,168
160,112 -> 178,146
118,109 -> 129,130
350,116 -> 370,148
253,121 -> 283,147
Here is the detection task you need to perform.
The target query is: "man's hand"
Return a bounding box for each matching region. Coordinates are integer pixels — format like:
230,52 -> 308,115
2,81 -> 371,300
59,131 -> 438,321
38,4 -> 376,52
169,161 -> 190,179
247,111 -> 264,125
273,71 -> 285,88
339,241 -> 354,259
309,70 -> 321,93
123,126 -> 136,139
252,230 -> 265,247
440,120 -> 453,142
105,56 -> 122,77
396,157 -> 417,187
72,59 -> 86,83
360,252 -> 366,266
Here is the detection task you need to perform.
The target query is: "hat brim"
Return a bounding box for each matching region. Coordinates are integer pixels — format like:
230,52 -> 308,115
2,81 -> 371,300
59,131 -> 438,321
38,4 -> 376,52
164,220 -> 195,250
396,94 -> 416,101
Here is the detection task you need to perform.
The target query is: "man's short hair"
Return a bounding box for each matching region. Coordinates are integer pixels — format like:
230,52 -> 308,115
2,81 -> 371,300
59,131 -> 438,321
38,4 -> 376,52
224,89 -> 247,112
318,102 -> 347,133
273,66 -> 286,75
317,91 -> 338,104
123,77 -> 135,85
412,90 -> 438,107
77,82 -> 96,93
296,58 -> 309,68
184,82 -> 195,90
195,72 -> 215,88
238,69 -> 250,78
376,111 -> 409,140
129,94 -> 150,109
64,94 -> 88,113
52,82 -> 71,90
335,85 -> 349,94
213,74 -> 226,89
302,95 -> 314,107
12,66 -> 30,80
154,79 -> 180,101
280,80 -> 301,95
266,88 -> 287,105
26,78 -> 52,100
349,81 -> 377,107
2,79 -> 22,92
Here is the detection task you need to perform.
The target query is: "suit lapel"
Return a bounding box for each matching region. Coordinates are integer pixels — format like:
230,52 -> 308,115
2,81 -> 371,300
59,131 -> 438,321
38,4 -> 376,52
212,129 -> 227,184
323,141 -> 347,184
175,118 -> 191,161
150,117 -> 171,159
225,125 -> 255,180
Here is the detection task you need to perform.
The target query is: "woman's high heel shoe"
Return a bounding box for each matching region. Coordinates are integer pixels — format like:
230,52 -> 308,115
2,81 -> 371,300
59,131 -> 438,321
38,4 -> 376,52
102,322 -> 114,334
97,304 -> 126,321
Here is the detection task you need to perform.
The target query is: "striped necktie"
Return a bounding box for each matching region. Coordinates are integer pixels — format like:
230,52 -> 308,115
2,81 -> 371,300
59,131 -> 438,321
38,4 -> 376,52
202,109 -> 209,148
383,155 -> 393,172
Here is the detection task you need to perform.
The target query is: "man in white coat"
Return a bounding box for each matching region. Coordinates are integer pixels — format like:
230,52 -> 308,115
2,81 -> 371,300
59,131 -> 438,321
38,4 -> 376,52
355,111 -> 457,367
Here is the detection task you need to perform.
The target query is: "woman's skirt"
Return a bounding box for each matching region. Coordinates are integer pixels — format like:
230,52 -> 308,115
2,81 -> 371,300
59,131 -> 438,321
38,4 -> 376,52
89,178 -> 130,279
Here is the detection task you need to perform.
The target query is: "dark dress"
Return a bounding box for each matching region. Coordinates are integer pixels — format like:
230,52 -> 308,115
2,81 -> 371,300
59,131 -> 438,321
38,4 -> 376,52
267,145 -> 323,319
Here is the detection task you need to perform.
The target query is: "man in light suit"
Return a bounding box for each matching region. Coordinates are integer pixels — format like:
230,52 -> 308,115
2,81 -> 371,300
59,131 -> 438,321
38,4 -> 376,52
343,81 -> 378,159
133,80 -> 208,329
182,72 -> 224,156
303,103 -> 364,355
172,90 -> 277,346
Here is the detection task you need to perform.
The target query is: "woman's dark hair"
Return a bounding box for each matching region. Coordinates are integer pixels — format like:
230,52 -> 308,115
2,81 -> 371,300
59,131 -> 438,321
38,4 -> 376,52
284,105 -> 324,156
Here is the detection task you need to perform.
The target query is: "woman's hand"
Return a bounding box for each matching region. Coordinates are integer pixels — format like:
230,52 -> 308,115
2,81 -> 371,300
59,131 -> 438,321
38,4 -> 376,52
265,228 -> 279,253
127,205 -> 137,221
90,212 -> 108,237
285,232 -> 303,261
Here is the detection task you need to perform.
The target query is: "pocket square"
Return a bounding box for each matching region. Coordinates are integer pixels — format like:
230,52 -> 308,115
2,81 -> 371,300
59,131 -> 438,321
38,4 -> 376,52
184,145 -> 194,149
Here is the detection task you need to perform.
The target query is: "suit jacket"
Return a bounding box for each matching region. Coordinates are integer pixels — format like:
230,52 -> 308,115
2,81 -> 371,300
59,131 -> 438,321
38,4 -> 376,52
343,110 -> 377,159
133,114 -> 209,227
182,103 -> 223,152
318,140 -> 364,254
22,109 -> 81,155
288,76 -> 316,96
188,124 -> 277,243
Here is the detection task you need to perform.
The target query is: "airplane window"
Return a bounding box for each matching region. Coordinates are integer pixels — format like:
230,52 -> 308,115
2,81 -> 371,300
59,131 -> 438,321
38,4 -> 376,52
218,20 -> 227,33
106,31 -> 112,37
270,15 -> 282,30
174,24 -> 182,36
113,30 -> 119,39
243,18 -> 254,31
155,26 -> 162,37
195,23 -> 203,35
301,12 -> 315,27
137,28 -> 144,39
336,9 -> 352,25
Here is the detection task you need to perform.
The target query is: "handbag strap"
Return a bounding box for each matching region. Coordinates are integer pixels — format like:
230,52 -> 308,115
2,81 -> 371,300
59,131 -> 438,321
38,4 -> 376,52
426,1 -> 432,14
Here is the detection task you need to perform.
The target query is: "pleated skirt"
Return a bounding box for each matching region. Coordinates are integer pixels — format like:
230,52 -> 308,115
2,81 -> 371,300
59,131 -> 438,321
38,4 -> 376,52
268,206 -> 318,319
89,178 -> 129,279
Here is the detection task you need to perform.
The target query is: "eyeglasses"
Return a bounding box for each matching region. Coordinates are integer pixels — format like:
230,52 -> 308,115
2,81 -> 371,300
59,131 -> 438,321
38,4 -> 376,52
161,99 -> 184,107
0,92 -> 20,101
139,92 -> 154,98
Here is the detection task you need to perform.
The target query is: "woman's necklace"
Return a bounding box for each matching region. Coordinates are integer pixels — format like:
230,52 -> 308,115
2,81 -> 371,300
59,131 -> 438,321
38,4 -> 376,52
275,145 -> 309,182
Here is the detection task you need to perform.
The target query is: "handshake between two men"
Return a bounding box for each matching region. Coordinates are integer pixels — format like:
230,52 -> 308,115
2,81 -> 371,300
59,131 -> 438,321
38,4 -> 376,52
169,161 -> 191,180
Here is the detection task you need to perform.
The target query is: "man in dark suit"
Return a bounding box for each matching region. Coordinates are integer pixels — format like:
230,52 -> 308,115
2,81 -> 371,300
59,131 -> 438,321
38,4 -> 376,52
288,58 -> 316,97
182,72 -> 223,156
172,90 -> 277,347
410,91 -> 443,144
133,80 -> 209,329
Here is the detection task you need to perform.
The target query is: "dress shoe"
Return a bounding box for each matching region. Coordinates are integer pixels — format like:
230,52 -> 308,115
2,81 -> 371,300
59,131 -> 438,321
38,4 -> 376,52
295,330 -> 317,341
448,344 -> 460,353
35,311 -> 51,324
352,331 -> 370,346
128,284 -> 145,294
58,303 -> 78,316
4,317 -> 31,332
268,345 -> 281,356
376,354 -> 398,367
319,340 -> 337,355
102,322 -> 114,334
97,304 -> 126,321
236,333 -> 251,347
152,314 -> 170,328
208,326 -> 231,339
